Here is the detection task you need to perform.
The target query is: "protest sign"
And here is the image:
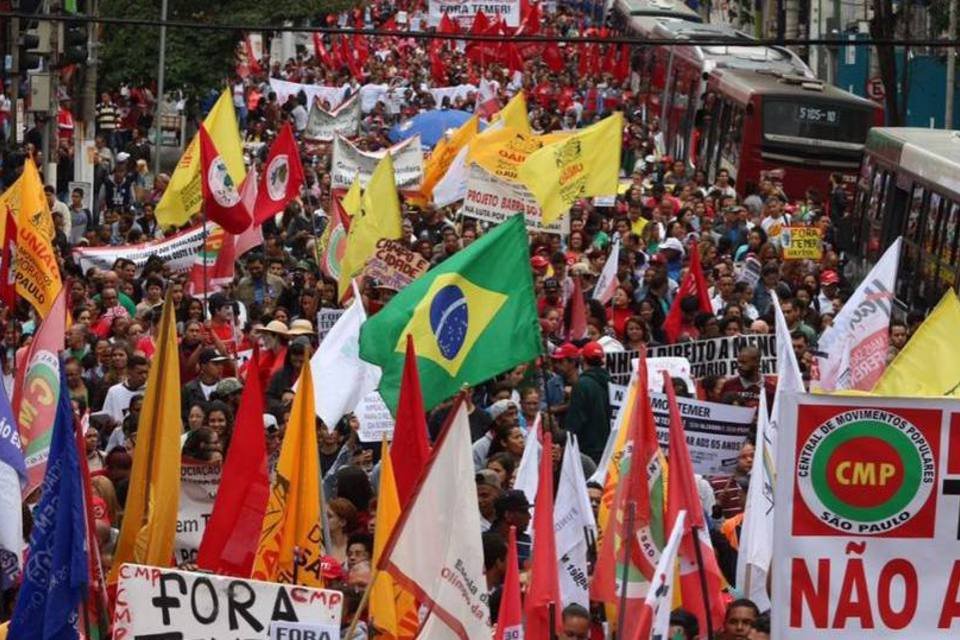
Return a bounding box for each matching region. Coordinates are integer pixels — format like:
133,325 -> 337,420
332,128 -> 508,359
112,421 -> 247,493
270,621 -> 341,640
362,238 -> 430,291
462,164 -> 568,235
604,335 -> 779,385
268,78 -> 349,110
331,135 -> 424,191
738,255 -> 762,287
174,460 -> 220,566
429,0 -> 521,28
357,391 -> 395,442
609,385 -> 755,475
429,84 -> 478,106
773,394 -> 960,638
316,308 -> 346,342
303,94 -> 361,141
113,564 -> 343,639
782,226 -> 823,260
73,223 -> 209,275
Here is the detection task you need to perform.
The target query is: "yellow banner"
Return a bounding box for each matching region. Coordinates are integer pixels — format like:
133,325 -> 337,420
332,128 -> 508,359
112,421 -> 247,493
420,114 -> 479,203
468,128 -> 570,183
156,90 -> 246,228
782,226 -> 823,260
517,113 -> 623,223
490,92 -> 531,135
8,160 -> 61,318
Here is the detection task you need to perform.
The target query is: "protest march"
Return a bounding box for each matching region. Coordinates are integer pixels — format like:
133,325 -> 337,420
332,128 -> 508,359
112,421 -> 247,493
1,0 -> 960,639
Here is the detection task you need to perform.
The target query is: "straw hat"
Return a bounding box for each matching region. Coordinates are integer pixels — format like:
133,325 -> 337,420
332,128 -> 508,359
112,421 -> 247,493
257,320 -> 290,335
287,319 -> 317,336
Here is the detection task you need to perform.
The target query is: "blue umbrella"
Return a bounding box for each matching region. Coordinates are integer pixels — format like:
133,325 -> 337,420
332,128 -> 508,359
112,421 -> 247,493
388,109 -> 477,147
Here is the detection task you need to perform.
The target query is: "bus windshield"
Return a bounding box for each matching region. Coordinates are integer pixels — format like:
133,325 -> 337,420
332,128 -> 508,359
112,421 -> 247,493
762,99 -> 872,147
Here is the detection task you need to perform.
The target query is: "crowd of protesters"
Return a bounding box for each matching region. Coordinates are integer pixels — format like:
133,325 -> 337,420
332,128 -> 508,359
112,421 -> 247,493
0,2 -> 921,638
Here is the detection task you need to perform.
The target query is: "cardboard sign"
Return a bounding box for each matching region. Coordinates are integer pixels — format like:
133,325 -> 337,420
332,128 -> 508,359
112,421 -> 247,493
114,564 -> 343,639
303,94 -> 361,142
428,0 -> 521,28
331,135 -> 423,191
270,620 -> 341,640
357,391 -> 395,443
609,386 -> 756,475
362,238 -> 430,292
462,164 -> 568,235
73,223 -> 210,275
316,308 -> 345,343
773,394 -> 960,637
174,460 -> 221,566
783,226 -> 823,260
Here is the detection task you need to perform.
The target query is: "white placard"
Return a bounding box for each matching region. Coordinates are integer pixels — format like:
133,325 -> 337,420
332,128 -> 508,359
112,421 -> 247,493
462,164 -> 568,234
331,135 -> 424,191
428,0 -> 521,28
357,391 -> 395,442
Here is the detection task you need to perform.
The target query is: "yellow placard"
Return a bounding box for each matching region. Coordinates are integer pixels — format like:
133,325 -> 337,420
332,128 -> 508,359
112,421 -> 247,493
783,226 -> 823,260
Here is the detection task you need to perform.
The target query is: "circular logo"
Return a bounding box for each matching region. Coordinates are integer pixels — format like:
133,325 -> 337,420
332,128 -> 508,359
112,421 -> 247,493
429,284 -> 468,360
266,154 -> 290,202
206,156 -> 241,208
324,226 -> 345,279
797,410 -> 935,535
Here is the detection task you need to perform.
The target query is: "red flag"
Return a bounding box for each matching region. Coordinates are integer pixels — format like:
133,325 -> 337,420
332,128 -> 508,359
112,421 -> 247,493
565,276 -> 587,341
663,242 -> 713,343
199,124 -> 251,234
438,12 -> 460,34
75,417 -> 110,639
0,209 -> 16,309
430,42 -> 448,85
381,15 -> 398,31
578,43 -> 589,77
602,45 -> 618,75
470,9 -> 490,34
197,349 -> 270,576
494,527 -> 523,640
389,335 -> 431,508
543,41 -> 565,72
524,431 -> 561,637
339,36 -> 362,79
615,44 -> 631,83
313,33 -> 332,67
664,372 -> 727,636
254,122 -> 305,224
589,43 -> 602,76
517,1 -> 541,35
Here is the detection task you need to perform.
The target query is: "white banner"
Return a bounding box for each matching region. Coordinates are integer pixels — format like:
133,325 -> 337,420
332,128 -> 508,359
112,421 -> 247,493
331,135 -> 424,191
304,94 -> 361,141
462,164 -> 568,234
73,223 -> 209,275
174,461 -> 220,566
357,391 -> 395,442
268,78 -> 349,110
429,84 -> 478,106
428,0 -> 521,27
114,564 -> 343,637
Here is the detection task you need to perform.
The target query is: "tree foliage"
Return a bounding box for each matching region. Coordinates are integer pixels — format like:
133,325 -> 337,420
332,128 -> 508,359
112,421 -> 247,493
98,0 -> 357,96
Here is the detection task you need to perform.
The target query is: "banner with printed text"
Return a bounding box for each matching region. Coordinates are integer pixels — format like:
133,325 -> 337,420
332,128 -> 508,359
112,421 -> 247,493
773,393 -> 960,638
331,135 -> 424,191
428,0 -> 521,27
73,224 -> 209,275
462,164 -> 568,234
304,94 -> 361,141
113,564 -> 343,638
174,460 -> 221,566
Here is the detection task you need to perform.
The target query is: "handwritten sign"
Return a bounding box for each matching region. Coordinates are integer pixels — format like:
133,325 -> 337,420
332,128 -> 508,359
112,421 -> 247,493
357,391 -> 395,442
782,226 -> 823,260
363,238 -> 430,292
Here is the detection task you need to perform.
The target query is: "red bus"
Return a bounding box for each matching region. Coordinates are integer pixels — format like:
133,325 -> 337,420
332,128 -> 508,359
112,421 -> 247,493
696,68 -> 883,198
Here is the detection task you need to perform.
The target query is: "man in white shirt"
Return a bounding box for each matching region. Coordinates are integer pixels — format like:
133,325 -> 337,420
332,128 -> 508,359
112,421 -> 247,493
101,355 -> 149,426
44,185 -> 71,240
760,195 -> 791,247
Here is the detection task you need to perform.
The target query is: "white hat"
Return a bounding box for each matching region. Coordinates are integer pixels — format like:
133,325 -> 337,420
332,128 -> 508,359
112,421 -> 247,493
659,237 -> 685,256
487,399 -> 517,421
116,151 -> 131,163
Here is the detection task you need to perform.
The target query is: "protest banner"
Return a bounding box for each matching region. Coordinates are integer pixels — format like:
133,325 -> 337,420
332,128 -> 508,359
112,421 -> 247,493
174,460 -> 221,566
462,164 -> 569,235
772,393 -> 960,638
268,78 -> 349,110
73,223 -> 209,275
357,391 -> 395,442
782,226 -> 823,260
428,0 -> 521,28
331,135 -> 424,191
604,335 -> 779,385
316,308 -> 346,342
428,84 -> 478,106
303,94 -> 361,142
609,385 -> 755,475
362,238 -> 430,291
113,564 -> 343,638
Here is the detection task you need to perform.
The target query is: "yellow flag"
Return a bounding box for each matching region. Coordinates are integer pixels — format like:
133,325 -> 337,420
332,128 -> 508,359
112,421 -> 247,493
252,359 -> 325,586
419,114 -> 479,203
338,154 -> 402,299
156,89 -> 246,228
491,91 -> 531,134
6,159 -> 62,318
341,175 -> 362,218
468,127 -> 571,182
108,292 -> 182,583
872,291 -> 960,396
518,112 -> 624,223
370,440 -> 419,638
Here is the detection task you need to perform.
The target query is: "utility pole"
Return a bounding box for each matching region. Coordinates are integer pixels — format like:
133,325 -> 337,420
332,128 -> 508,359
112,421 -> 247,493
10,11 -> 20,142
81,0 -> 99,127
41,0 -> 59,187
153,0 -> 168,176
947,0 -> 957,129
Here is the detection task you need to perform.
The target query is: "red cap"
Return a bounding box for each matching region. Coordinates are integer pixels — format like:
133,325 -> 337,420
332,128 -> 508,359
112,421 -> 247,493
820,270 -> 839,285
319,556 -> 346,581
531,255 -> 549,271
581,341 -> 605,362
551,342 -> 581,360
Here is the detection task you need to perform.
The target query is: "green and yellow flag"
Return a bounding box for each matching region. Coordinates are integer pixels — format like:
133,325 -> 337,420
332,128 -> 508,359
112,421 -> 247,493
517,112 -> 623,223
156,89 -> 246,228
359,215 -> 540,411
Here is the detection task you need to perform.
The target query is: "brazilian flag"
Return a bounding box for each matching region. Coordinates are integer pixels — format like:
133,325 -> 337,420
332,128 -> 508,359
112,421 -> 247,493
359,215 -> 541,411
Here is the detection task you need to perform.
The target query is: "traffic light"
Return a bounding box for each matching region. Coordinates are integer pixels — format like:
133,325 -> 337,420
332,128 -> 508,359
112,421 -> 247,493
18,20 -> 51,74
61,17 -> 88,65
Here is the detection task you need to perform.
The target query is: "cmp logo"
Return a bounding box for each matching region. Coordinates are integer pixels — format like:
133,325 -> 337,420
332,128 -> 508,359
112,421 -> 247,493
796,409 -> 937,537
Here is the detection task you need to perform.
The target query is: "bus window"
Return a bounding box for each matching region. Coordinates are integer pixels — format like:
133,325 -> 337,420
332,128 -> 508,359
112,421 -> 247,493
852,157 -> 875,250
942,201 -> 960,290
721,104 -> 744,179
898,184 -> 927,304
919,192 -> 945,307
712,99 -> 732,181
864,170 -> 890,263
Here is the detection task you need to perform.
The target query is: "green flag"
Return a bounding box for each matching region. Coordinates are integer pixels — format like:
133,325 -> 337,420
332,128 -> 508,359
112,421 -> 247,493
359,215 -> 541,411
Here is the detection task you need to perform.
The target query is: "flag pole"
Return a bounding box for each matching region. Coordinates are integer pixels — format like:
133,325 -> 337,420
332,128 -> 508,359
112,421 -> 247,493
344,574 -> 375,639
616,501 -> 637,636
691,524 -> 716,640
549,601 -> 558,640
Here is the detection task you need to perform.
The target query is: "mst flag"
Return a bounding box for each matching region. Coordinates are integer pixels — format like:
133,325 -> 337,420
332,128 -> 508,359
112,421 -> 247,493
359,215 -> 540,411
254,122 -> 305,224
199,125 -> 251,234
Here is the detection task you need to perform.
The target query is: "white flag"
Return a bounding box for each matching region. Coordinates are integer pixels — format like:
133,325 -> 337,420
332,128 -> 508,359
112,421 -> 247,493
432,144 -> 469,207
554,435 -> 597,608
636,510 -> 686,639
309,283 -> 381,426
815,238 -> 901,391
735,390 -> 773,612
512,413 -> 541,507
592,236 -> 620,304
379,399 -> 491,639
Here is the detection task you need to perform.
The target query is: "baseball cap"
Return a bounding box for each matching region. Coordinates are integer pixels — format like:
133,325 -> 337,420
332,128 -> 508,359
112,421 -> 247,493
475,469 -> 502,490
820,270 -> 840,285
530,255 -> 549,271
581,341 -> 605,363
659,237 -> 685,255
495,489 -> 532,515
263,414 -> 279,433
199,348 -> 231,365
216,377 -> 243,397
551,342 -> 581,360
544,277 -> 560,291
